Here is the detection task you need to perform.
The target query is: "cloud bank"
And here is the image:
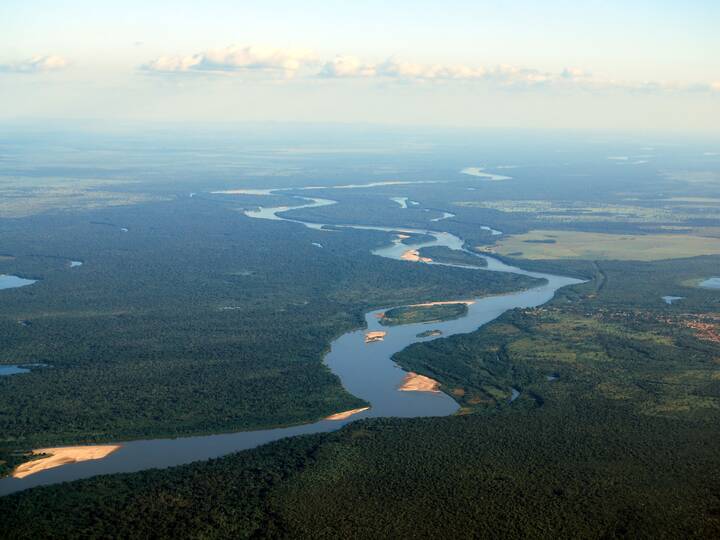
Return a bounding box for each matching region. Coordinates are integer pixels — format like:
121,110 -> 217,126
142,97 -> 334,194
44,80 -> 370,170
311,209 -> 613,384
0,55 -> 68,73
319,56 -> 720,94
143,45 -> 316,77
141,45 -> 719,95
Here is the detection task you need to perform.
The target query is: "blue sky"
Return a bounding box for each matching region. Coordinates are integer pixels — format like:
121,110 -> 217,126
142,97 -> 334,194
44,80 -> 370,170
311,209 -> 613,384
1,1 -> 718,130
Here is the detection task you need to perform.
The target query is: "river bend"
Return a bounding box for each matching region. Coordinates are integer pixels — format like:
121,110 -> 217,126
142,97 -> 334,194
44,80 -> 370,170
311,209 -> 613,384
0,190 -> 581,495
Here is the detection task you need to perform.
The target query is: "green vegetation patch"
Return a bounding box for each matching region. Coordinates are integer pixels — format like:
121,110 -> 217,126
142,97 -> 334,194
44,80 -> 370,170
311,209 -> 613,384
393,256 -> 720,413
399,232 -> 435,245
486,229 -> 720,261
380,303 -> 468,327
0,177 -> 165,218
454,198 -> 720,224
417,246 -> 487,267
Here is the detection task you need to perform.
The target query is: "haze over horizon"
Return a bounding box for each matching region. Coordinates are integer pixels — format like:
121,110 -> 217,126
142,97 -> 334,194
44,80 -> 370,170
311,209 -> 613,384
2,0 -> 718,132
3,4 -> 720,537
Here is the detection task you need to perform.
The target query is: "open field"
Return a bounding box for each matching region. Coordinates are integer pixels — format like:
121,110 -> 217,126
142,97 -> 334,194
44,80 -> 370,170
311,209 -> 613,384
0,177 -> 163,218
662,170 -> 720,186
454,199 -> 720,224
485,230 -> 720,261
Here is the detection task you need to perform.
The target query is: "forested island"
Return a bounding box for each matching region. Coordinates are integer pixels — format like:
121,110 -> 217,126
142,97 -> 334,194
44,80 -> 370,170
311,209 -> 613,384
379,302 -> 469,326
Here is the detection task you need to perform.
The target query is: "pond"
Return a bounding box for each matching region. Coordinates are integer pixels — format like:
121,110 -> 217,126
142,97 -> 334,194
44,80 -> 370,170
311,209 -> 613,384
699,277 -> 720,289
0,364 -> 46,377
0,275 -> 37,290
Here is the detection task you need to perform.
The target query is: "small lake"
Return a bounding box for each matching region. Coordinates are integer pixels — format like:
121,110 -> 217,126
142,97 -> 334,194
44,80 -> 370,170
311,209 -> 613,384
390,197 -> 409,208
481,225 -> 503,236
0,365 -> 31,376
0,275 -> 37,290
699,277 -> 720,289
0,364 -> 46,377
430,212 -> 455,222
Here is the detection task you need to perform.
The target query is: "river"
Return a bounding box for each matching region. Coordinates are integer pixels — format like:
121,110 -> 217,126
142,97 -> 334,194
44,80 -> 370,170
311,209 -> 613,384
0,191 -> 582,496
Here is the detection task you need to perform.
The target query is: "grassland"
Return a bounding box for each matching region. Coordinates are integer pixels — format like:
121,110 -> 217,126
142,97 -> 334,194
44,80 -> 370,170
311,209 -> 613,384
662,170 -> 720,186
0,177 -> 164,218
485,229 -> 720,261
379,303 -> 469,326
454,198 -> 720,224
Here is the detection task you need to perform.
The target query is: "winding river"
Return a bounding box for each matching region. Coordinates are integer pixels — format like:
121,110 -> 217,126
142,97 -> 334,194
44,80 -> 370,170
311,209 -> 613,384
0,191 -> 581,496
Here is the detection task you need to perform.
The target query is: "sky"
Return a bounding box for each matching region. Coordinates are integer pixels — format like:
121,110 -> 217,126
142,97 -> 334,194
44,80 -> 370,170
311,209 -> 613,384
1,1 -> 718,131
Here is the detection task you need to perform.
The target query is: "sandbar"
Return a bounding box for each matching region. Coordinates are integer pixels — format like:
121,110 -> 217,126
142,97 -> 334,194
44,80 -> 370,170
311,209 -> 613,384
460,167 -> 512,181
409,300 -> 475,308
399,372 -> 440,392
400,249 -> 433,263
365,331 -> 387,343
325,407 -> 370,421
13,445 -> 121,479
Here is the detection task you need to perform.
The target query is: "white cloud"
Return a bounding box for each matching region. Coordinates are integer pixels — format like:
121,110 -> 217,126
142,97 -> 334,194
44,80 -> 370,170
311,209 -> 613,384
319,57 -> 491,81
318,57 -> 720,94
319,56 -> 376,78
378,59 -> 488,80
143,45 -> 316,77
0,55 -> 68,73
319,58 -> 572,87
142,45 -> 720,94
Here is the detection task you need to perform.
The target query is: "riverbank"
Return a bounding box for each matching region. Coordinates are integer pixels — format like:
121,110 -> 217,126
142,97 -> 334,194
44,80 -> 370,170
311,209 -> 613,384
0,189 -> 579,495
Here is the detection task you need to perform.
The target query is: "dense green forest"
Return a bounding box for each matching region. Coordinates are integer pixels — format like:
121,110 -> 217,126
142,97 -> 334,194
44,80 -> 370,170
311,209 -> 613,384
2,255 -> 719,537
5,403 -> 719,539
0,197 -> 541,475
3,126 -> 720,536
393,255 -> 720,409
